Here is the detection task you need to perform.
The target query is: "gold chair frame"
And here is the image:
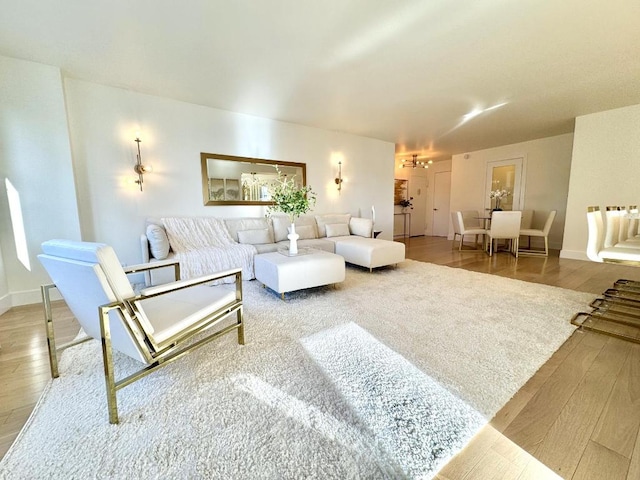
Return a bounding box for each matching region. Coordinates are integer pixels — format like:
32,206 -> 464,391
41,260 -> 244,424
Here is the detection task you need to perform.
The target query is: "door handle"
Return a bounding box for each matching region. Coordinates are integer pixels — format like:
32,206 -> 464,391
433,208 -> 438,211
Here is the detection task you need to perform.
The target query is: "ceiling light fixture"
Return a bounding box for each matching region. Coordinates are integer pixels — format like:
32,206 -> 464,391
401,154 -> 428,169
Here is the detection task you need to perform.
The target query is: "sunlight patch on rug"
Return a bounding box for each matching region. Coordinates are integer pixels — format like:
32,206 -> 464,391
301,323 -> 486,479
232,373 -> 404,477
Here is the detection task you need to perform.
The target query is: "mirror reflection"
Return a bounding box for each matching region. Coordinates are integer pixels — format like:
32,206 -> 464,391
490,165 -> 516,210
200,153 -> 306,206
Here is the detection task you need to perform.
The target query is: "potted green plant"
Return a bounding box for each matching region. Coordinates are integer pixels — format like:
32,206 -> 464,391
399,199 -> 412,212
267,166 -> 316,254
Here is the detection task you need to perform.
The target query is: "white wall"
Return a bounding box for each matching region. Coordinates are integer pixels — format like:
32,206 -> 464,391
63,78 -> 395,269
0,56 -> 81,308
450,134 -> 574,248
561,104 -> 640,260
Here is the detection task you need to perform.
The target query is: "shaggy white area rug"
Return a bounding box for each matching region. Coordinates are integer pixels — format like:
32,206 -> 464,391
0,260 -> 593,479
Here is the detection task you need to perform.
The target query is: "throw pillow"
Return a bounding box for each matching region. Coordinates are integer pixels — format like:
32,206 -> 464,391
325,223 -> 351,238
237,228 -> 274,245
224,218 -> 270,242
315,213 -> 351,237
146,224 -> 170,259
349,217 -> 373,238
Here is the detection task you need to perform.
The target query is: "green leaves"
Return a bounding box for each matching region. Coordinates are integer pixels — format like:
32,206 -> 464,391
267,167 -> 317,223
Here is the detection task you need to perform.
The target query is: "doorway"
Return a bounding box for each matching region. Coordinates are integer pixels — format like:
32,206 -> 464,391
409,176 -> 428,236
432,171 -> 451,236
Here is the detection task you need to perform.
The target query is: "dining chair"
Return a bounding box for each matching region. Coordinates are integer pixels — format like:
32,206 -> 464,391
461,210 -> 482,228
586,207 -> 640,265
519,210 -> 556,256
627,205 -> 639,240
520,209 -> 534,230
38,239 -> 244,424
617,205 -> 640,245
451,211 -> 462,249
604,206 -> 640,248
487,211 -> 522,257
457,211 -> 487,250
603,206 -> 624,248
452,211 -> 486,251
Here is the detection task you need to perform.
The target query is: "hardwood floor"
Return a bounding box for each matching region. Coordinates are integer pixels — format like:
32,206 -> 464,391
0,300 -> 79,459
2,235 -> 640,478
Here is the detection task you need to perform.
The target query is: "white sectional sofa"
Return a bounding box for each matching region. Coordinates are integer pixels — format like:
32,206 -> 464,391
140,213 -> 405,285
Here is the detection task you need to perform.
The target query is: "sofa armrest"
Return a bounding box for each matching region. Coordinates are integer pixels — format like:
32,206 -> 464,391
140,233 -> 151,263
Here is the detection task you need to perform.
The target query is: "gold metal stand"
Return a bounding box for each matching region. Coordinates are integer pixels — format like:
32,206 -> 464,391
571,278 -> 640,344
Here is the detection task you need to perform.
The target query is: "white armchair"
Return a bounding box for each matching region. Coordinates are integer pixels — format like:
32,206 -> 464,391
38,239 -> 244,424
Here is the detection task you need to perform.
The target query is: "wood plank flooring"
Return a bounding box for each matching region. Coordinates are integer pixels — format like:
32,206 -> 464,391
2,235 -> 640,478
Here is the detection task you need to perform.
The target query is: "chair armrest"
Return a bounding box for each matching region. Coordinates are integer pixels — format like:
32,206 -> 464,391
124,259 -> 179,274
138,267 -> 242,298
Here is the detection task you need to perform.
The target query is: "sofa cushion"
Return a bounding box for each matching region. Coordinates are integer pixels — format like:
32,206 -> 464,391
296,224 -> 316,240
349,217 -> 373,238
272,215 -> 318,242
224,218 -> 273,243
146,224 -> 171,259
237,228 -> 274,245
315,213 -> 351,237
276,239 -> 336,253
326,223 -> 351,238
253,243 -> 280,254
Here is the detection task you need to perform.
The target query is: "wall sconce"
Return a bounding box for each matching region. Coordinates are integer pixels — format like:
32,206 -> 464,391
133,134 -> 152,191
334,161 -> 343,192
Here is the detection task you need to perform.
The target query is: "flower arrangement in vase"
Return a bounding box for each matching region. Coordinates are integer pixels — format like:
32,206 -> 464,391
399,199 -> 413,212
267,166 -> 316,254
489,189 -> 509,211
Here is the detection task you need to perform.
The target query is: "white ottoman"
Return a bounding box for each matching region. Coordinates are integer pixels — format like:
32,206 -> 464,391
332,237 -> 405,271
254,249 -> 345,299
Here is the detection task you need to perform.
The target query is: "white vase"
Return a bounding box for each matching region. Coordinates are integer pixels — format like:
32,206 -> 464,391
288,223 -> 299,255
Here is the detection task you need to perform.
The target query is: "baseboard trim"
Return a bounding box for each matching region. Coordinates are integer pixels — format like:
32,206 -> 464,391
9,288 -> 62,307
0,294 -> 11,316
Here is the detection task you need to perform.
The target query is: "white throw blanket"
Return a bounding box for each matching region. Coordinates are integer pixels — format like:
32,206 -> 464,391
161,217 -> 257,282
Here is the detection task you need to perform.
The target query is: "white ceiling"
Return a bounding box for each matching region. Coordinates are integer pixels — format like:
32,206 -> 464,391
1,0 -> 639,161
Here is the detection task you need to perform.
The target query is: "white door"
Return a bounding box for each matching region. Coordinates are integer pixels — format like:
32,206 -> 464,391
409,176 -> 428,236
432,171 -> 451,236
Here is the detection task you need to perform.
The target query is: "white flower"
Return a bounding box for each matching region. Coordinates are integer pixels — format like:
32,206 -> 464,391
489,189 -> 509,199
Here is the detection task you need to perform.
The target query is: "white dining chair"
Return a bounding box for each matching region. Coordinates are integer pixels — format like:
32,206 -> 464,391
586,206 -> 640,265
487,211 -> 522,257
520,209 -> 534,230
452,211 -> 486,250
627,205 -> 639,240
519,210 -> 556,256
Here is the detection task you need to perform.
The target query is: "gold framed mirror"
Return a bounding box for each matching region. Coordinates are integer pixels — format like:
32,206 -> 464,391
200,153 -> 307,206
